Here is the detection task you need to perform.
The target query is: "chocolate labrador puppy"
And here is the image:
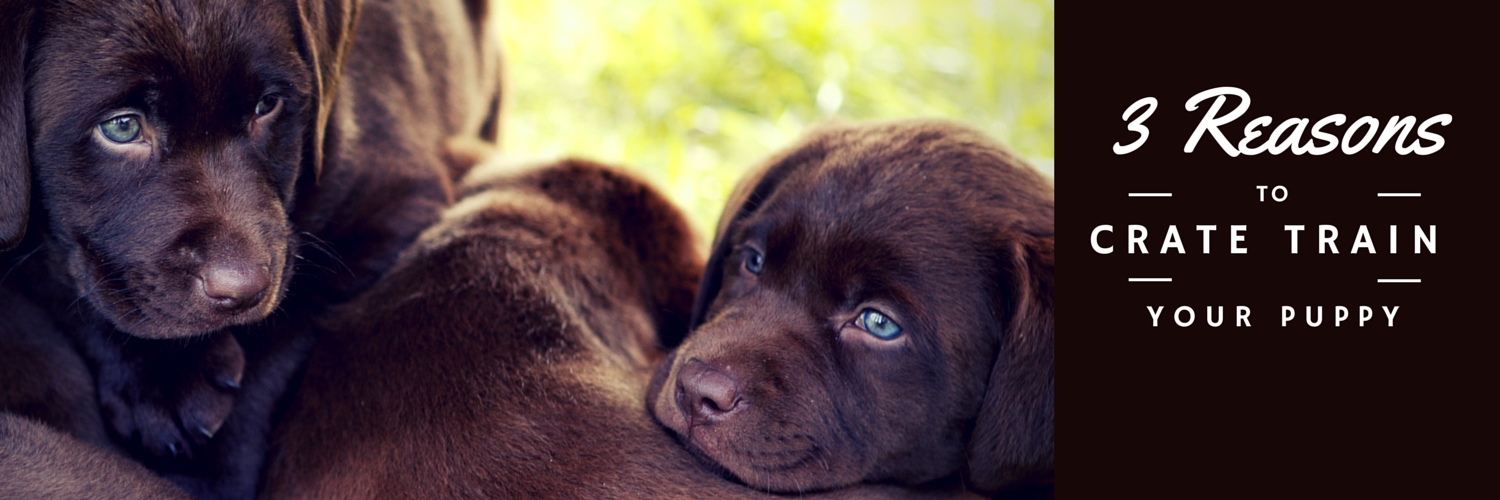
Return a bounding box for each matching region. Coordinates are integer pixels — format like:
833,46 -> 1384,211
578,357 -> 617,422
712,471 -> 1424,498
264,157 -> 976,500
647,119 -> 1055,498
0,0 -> 501,497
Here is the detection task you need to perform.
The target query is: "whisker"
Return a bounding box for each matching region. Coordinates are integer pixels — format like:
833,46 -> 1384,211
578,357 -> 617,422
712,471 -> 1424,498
1,241 -> 50,285
108,294 -> 140,308
68,278 -> 107,313
297,231 -> 354,276
292,259 -> 338,276
813,445 -> 830,471
124,308 -> 153,330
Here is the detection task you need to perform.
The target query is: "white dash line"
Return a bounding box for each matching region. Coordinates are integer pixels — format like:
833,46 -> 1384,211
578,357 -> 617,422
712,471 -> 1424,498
1377,279 -> 1421,283
1128,193 -> 1172,197
1377,193 -> 1421,197
1129,278 -> 1172,282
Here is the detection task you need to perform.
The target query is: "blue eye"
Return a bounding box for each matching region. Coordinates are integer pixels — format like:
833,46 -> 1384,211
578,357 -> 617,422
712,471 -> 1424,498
99,115 -> 142,143
859,309 -> 903,340
744,249 -> 764,275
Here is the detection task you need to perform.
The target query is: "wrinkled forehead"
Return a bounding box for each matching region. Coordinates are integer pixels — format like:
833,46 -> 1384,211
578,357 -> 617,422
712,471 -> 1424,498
29,0 -> 306,113
36,0 -> 301,68
739,156 -> 988,311
758,151 -> 972,243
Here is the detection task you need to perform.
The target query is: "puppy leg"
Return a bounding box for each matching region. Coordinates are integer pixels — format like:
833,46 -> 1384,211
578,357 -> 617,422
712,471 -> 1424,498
87,332 -> 245,460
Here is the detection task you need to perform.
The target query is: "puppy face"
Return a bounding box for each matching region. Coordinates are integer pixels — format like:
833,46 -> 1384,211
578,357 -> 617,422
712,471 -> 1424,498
649,120 -> 1054,494
12,0 -> 324,339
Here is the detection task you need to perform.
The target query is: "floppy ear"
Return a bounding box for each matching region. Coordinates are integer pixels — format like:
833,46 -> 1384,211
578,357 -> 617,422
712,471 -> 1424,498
0,2 -> 35,251
968,233 -> 1055,494
292,0 -> 359,182
686,141 -> 827,332
685,162 -> 770,333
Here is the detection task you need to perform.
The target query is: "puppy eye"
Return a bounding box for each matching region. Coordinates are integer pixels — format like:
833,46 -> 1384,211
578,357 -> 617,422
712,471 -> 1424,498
858,309 -> 903,340
254,95 -> 280,117
743,249 -> 764,275
98,115 -> 143,143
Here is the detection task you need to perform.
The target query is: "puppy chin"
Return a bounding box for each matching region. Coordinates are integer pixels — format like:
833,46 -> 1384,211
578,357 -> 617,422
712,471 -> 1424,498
109,310 -> 227,339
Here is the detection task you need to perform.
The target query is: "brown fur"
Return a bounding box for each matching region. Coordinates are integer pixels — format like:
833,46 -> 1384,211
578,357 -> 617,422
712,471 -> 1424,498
0,286 -> 112,451
647,119 -> 1055,497
0,414 -> 193,500
0,0 -> 501,498
264,157 -> 978,500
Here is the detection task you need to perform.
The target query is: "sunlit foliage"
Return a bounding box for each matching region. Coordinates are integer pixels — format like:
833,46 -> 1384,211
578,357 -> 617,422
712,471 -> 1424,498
498,0 -> 1054,239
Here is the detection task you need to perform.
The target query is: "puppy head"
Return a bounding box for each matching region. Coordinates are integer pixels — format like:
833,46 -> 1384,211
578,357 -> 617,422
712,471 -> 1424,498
648,119 -> 1054,494
2,0 -> 355,339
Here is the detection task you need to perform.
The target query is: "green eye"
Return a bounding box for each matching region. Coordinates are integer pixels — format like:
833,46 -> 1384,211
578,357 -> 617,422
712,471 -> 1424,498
860,309 -> 903,340
254,95 -> 279,117
99,115 -> 142,143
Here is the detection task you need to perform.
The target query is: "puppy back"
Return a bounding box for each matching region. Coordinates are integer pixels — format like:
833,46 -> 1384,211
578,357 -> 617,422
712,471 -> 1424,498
267,157 -> 705,498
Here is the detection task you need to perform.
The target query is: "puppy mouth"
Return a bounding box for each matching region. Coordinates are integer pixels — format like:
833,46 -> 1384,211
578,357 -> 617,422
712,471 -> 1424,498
683,435 -> 842,492
729,444 -> 821,473
672,424 -> 819,479
652,354 -> 861,492
83,238 -> 295,339
662,392 -> 835,489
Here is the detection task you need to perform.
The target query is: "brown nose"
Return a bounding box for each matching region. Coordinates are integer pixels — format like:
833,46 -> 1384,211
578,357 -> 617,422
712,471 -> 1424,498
201,263 -> 270,312
677,359 -> 743,423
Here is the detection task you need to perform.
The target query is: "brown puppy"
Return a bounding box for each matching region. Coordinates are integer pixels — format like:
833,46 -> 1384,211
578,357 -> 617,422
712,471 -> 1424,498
0,0 -> 501,497
264,157 -> 976,500
648,119 -> 1055,497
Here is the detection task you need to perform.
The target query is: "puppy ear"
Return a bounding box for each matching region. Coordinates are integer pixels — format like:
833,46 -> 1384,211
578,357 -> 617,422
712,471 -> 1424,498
687,141 -> 826,330
292,0 -> 359,182
968,233 -> 1055,494
686,162 -> 768,331
0,2 -> 35,251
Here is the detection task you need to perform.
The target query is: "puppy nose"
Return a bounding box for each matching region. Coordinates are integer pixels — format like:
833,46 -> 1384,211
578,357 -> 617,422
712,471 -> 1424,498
677,359 -> 743,422
201,263 -> 270,311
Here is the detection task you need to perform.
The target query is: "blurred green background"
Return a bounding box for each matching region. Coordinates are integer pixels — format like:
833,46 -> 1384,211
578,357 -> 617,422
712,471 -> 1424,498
498,0 -> 1054,240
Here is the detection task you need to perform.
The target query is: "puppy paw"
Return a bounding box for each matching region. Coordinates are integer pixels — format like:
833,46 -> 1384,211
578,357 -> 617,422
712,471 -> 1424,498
97,332 -> 245,459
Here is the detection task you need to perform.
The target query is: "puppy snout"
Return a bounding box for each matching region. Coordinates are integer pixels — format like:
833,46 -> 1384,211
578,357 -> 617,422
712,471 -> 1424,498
200,262 -> 270,312
678,359 -> 743,423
